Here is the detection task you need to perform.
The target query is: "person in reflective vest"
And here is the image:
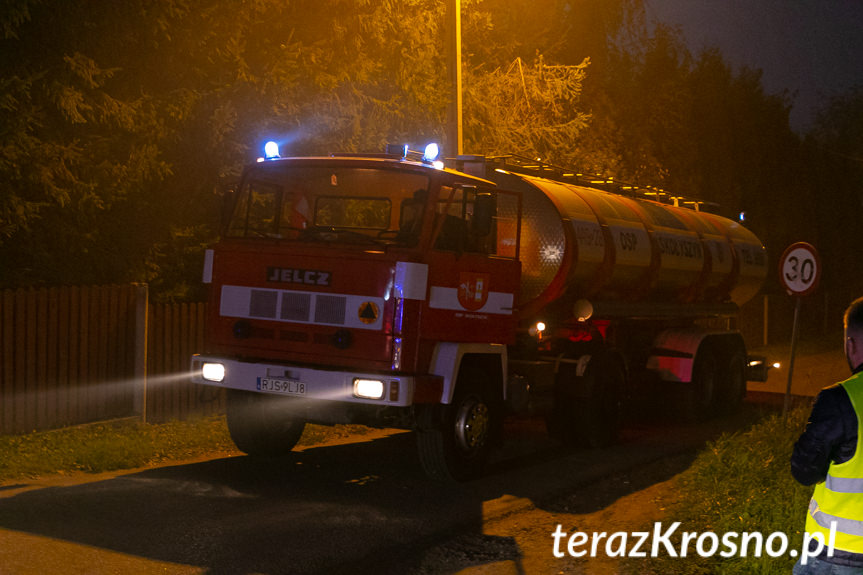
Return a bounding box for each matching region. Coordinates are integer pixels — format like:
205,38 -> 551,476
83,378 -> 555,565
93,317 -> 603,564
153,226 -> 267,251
792,296 -> 863,573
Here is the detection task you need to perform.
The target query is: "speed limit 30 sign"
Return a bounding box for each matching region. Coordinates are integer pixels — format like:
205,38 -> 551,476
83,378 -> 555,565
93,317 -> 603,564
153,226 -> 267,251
779,242 -> 821,296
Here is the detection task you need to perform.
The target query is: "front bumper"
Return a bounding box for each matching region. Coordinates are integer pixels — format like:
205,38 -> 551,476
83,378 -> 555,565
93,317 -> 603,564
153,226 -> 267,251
191,354 -> 416,407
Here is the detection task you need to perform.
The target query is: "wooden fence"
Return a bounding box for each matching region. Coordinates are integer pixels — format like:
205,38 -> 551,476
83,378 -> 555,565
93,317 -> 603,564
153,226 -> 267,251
147,300 -> 224,423
0,284 -> 222,434
0,281 -> 845,435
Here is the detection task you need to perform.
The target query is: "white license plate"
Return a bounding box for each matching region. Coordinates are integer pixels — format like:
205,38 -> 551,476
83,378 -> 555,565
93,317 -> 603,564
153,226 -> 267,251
257,377 -> 306,395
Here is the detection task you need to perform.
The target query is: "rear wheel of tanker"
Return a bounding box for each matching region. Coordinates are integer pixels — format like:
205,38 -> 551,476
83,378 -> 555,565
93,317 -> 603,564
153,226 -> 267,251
718,351 -> 747,414
680,346 -> 719,422
416,367 -> 502,482
226,389 -> 306,456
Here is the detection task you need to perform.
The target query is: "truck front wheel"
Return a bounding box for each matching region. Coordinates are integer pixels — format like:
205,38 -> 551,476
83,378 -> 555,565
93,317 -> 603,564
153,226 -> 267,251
226,389 -> 306,456
416,367 -> 502,481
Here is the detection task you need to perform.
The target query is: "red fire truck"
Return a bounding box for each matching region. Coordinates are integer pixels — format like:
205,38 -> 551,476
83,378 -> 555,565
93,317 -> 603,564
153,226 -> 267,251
191,143 -> 769,480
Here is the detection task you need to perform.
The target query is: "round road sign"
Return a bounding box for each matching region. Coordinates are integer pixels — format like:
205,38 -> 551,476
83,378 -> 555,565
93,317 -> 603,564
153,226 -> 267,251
779,242 -> 820,296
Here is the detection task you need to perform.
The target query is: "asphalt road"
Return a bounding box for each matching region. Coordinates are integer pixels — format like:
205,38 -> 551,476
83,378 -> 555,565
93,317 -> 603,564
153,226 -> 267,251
0,398 -> 774,575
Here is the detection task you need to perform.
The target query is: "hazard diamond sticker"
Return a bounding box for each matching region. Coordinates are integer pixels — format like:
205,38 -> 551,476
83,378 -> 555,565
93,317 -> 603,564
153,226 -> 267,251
358,301 -> 379,324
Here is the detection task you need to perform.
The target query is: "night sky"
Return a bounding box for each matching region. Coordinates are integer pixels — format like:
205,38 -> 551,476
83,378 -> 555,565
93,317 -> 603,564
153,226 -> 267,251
645,0 -> 863,133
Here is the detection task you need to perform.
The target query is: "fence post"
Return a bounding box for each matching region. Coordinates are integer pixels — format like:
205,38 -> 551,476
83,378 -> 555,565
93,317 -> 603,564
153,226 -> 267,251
133,283 -> 148,422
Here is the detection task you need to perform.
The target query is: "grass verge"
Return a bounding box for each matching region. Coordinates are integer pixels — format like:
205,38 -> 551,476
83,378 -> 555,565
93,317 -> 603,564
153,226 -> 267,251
0,417 -> 375,483
628,404 -> 814,574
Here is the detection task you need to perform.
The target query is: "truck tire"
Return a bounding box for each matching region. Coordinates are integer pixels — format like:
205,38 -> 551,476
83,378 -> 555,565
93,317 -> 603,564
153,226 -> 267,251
226,389 -> 306,456
547,353 -> 626,448
416,367 -> 502,481
680,346 -> 718,422
718,351 -> 747,413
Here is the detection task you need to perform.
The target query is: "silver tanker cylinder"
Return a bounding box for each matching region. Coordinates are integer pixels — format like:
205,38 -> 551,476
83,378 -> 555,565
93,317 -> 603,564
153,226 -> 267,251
456,156 -> 770,441
470,162 -> 768,322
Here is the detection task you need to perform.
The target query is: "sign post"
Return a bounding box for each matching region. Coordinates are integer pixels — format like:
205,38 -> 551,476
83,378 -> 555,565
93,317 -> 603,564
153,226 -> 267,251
779,242 -> 821,418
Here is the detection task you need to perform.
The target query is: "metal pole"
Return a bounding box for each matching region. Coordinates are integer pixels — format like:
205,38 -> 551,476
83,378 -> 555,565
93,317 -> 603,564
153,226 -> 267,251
783,297 -> 802,419
445,0 -> 463,156
133,283 -> 148,423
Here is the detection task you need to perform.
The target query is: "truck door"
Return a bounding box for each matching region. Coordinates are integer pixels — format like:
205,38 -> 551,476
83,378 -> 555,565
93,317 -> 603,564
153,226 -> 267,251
423,185 -> 521,345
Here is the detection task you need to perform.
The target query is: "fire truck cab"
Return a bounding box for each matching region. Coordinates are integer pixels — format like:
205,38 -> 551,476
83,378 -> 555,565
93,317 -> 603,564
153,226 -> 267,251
192,144 -> 521,480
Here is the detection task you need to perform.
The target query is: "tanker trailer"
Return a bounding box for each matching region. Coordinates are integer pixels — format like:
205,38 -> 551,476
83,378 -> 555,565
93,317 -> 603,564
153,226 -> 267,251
459,155 -> 768,446
192,143 -> 769,481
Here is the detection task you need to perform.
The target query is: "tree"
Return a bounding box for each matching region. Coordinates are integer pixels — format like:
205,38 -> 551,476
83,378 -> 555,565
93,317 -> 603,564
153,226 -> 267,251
0,0 -> 825,303
807,89 -> 863,297
460,0 -> 642,171
0,2 -> 171,287
463,55 -> 591,164
0,0 -> 450,296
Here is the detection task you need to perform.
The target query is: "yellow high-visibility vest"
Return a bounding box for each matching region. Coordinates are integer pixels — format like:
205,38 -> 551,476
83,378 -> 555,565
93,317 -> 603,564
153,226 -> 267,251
807,371 -> 863,553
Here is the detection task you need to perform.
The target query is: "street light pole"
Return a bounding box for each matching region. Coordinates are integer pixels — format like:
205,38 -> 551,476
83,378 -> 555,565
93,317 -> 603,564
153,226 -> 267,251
445,0 -> 463,156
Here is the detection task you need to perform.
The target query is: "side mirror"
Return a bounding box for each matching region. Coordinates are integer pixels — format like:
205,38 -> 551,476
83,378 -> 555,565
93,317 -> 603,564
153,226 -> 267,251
471,192 -> 495,236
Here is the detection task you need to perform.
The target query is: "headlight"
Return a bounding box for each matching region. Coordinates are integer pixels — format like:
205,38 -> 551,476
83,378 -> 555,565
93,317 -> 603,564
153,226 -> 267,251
202,362 -> 226,382
353,378 -> 385,400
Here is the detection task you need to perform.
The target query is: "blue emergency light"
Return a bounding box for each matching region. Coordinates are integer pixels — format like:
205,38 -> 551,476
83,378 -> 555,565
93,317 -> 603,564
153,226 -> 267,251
264,141 -> 280,160
423,143 -> 440,163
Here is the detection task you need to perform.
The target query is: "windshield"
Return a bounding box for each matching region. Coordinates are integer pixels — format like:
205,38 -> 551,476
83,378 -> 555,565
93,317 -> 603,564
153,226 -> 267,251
226,164 -> 430,245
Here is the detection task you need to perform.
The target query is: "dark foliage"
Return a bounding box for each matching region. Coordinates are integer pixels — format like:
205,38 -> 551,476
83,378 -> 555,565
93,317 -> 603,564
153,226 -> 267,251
1,0 -> 858,300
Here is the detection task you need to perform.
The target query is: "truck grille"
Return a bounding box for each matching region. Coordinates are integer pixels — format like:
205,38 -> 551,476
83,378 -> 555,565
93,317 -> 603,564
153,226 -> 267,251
314,295 -> 347,324
220,285 -> 383,331
249,290 -> 279,318
280,292 -> 312,322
